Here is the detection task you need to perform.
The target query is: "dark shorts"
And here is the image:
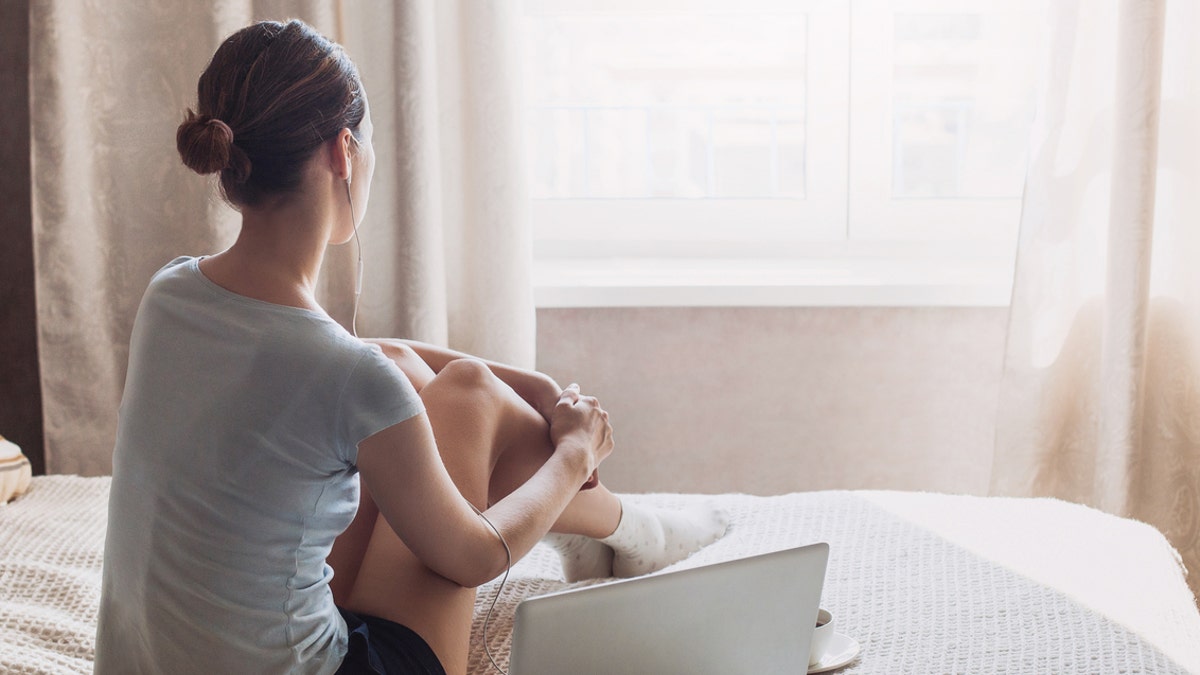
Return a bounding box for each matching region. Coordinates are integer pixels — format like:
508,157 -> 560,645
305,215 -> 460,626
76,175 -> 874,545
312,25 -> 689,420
335,607 -> 446,675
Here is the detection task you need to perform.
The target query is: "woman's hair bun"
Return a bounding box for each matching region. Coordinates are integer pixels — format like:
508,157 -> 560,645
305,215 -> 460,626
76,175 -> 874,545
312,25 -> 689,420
180,20 -> 364,206
176,109 -> 251,182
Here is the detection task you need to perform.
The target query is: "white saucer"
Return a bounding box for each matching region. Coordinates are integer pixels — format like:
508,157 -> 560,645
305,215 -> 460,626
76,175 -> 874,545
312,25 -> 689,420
808,632 -> 861,673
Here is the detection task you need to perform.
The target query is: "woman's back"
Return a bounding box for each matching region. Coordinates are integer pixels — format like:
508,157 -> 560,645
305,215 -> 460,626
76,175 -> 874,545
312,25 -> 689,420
95,257 -> 421,675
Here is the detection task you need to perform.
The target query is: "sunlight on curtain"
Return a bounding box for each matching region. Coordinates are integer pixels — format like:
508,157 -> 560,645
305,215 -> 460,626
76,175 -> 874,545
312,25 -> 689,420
992,0 -> 1200,602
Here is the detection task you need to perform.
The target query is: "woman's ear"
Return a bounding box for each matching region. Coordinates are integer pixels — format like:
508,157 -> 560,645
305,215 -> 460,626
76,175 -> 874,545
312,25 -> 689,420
328,128 -> 355,183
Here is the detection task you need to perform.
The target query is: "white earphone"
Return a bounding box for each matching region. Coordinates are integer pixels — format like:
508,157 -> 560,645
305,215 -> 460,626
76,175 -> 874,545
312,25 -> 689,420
345,140 -> 512,675
345,174 -> 363,337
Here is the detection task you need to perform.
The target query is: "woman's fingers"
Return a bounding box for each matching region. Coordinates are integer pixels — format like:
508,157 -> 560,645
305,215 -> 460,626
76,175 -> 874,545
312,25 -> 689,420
558,383 -> 581,405
550,383 -> 614,478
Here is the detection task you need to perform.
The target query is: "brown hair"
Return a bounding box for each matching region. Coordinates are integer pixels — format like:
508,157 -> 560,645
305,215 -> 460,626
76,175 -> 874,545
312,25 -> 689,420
176,20 -> 365,207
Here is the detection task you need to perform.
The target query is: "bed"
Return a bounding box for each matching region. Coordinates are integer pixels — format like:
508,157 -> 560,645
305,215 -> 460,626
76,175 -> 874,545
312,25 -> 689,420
3,476 -> 1199,674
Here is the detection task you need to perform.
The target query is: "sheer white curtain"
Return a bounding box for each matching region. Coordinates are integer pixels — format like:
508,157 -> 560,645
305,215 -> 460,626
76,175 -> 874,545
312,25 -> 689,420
29,0 -> 533,475
342,1 -> 535,366
992,0 -> 1200,600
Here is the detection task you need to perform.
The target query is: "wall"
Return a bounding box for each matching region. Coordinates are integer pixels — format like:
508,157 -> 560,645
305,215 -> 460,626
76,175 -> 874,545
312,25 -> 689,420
536,306 -> 1009,497
0,0 -> 44,474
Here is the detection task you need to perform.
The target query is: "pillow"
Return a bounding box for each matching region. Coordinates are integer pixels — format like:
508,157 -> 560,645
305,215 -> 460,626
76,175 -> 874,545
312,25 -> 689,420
0,435 -> 32,503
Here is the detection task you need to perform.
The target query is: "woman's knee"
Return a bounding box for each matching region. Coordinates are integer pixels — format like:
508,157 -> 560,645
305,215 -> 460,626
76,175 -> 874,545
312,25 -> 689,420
434,357 -> 492,387
421,358 -> 497,405
423,359 -> 539,440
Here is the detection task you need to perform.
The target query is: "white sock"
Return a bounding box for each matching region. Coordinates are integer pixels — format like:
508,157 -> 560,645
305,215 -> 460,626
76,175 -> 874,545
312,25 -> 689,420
543,533 -> 615,582
599,500 -> 729,577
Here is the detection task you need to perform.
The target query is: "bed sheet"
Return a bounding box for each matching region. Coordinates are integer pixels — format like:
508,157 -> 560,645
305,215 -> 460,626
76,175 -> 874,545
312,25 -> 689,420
2,477 -> 1198,674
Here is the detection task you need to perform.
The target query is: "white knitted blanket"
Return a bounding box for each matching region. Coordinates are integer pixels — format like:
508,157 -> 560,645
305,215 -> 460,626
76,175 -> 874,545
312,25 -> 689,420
3,477 -> 1199,674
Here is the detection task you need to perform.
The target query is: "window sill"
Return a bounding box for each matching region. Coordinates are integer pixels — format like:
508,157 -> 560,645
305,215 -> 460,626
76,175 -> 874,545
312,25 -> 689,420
533,257 -> 1014,308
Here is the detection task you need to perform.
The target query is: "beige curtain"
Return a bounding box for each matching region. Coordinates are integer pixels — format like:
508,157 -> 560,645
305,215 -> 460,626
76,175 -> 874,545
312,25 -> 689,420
30,0 -> 533,476
992,0 -> 1200,600
342,1 -> 535,364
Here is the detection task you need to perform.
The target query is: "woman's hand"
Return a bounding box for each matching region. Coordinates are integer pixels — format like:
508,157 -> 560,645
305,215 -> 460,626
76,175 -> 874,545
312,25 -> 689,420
549,384 -> 612,488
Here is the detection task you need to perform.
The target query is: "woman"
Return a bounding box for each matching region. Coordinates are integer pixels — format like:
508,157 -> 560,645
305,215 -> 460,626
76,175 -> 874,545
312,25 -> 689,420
95,19 -> 726,675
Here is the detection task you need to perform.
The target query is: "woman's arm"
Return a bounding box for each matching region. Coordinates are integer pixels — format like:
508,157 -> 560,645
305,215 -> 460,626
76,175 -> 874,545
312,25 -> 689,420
366,338 -> 561,419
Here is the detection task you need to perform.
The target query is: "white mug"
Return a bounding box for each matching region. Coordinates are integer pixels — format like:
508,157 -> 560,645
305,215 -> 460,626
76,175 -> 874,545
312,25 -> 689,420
809,608 -> 834,667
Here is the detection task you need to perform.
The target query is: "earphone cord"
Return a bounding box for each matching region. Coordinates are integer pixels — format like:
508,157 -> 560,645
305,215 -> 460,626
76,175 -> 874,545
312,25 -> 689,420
346,164 -> 509,674
470,502 -> 512,675
345,178 -> 363,338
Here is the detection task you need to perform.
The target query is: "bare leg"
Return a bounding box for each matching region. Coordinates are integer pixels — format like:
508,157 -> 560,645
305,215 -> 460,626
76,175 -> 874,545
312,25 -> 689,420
329,358 -> 619,674
480,376 -> 622,538
326,479 -> 379,605
361,341 -> 624,537
329,353 -> 726,671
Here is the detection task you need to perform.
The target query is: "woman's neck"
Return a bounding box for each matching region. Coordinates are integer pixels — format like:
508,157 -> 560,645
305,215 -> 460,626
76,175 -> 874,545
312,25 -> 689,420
199,193 -> 334,311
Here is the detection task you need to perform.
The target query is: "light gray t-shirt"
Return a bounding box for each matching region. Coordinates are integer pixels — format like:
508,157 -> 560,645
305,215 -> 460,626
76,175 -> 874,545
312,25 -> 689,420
95,257 -> 424,675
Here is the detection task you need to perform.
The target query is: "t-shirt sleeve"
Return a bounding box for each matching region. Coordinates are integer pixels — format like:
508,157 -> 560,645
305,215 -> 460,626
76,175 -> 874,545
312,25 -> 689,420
337,345 -> 425,465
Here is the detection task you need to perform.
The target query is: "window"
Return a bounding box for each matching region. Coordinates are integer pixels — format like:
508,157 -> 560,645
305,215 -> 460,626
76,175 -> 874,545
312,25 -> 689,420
521,0 -> 1041,306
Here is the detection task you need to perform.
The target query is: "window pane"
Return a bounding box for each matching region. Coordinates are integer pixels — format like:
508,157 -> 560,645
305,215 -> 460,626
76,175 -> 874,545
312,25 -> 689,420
892,103 -> 963,197
776,117 -> 806,198
712,111 -> 770,198
586,108 -> 650,198
647,108 -> 709,198
523,9 -> 808,200
529,108 -> 586,199
890,11 -> 1036,199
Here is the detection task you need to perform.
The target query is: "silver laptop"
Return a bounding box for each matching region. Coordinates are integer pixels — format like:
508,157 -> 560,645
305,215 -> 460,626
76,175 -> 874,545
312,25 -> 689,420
509,542 -> 829,675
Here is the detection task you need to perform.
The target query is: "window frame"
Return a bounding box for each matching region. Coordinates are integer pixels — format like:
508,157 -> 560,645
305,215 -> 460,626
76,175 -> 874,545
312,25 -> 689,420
522,0 -> 1032,308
